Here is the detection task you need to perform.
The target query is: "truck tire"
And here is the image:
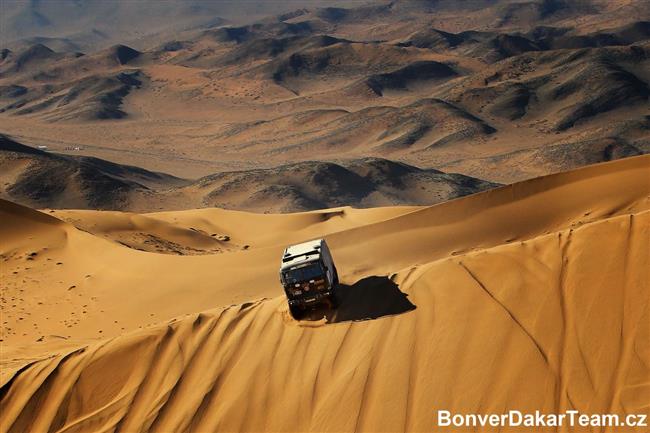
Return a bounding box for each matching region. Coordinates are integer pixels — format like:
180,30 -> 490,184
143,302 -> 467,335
289,303 -> 303,319
329,291 -> 339,309
329,266 -> 340,309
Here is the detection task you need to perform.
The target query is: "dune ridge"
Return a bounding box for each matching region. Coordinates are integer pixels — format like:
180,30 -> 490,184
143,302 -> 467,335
1,155 -> 649,432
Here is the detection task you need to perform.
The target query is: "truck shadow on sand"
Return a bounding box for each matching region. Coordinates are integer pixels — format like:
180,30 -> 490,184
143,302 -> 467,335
297,276 -> 416,324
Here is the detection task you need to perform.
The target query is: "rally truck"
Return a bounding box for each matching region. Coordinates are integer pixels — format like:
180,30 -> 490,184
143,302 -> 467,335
279,239 -> 339,318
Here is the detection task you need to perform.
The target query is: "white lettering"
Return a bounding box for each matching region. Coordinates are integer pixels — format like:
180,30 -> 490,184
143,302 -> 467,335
438,410 -> 450,427
535,410 -> 546,426
434,410 -> 646,428
509,410 -> 522,426
566,410 -> 579,426
452,414 -> 464,426
523,413 -> 534,427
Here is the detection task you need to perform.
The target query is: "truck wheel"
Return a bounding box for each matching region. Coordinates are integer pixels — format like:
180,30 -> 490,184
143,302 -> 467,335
329,291 -> 339,309
289,304 -> 302,319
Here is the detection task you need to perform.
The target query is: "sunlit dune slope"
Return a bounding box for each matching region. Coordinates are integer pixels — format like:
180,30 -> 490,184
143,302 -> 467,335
0,203 -> 418,364
1,156 -> 648,359
0,155 -> 649,432
2,194 -> 649,431
47,205 -> 419,254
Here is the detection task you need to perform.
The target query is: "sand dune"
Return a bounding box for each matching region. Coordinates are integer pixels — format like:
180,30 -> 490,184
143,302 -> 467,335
1,155 -> 648,432
48,205 -> 418,255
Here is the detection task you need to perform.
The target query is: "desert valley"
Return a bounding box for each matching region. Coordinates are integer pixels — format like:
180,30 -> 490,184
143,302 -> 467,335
0,1 -> 649,432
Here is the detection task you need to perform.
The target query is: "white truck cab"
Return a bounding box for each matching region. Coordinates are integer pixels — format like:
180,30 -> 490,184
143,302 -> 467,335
280,239 -> 339,318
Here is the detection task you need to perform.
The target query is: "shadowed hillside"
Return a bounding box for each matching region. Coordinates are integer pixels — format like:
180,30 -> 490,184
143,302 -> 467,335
0,135 -> 498,212
190,157 -> 498,212
0,135 -> 184,209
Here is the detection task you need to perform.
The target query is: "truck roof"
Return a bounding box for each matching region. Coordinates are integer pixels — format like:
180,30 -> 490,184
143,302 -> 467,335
281,239 -> 325,271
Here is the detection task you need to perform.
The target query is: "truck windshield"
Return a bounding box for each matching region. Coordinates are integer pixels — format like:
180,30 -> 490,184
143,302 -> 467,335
284,263 -> 324,284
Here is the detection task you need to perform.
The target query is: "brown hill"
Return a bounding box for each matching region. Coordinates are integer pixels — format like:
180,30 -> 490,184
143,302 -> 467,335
207,98 -> 496,159
188,157 -> 498,212
0,135 -> 497,212
446,43 -> 650,130
0,0 -> 349,51
0,43 -> 81,75
440,136 -> 646,182
536,20 -> 650,50
0,135 -> 183,209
